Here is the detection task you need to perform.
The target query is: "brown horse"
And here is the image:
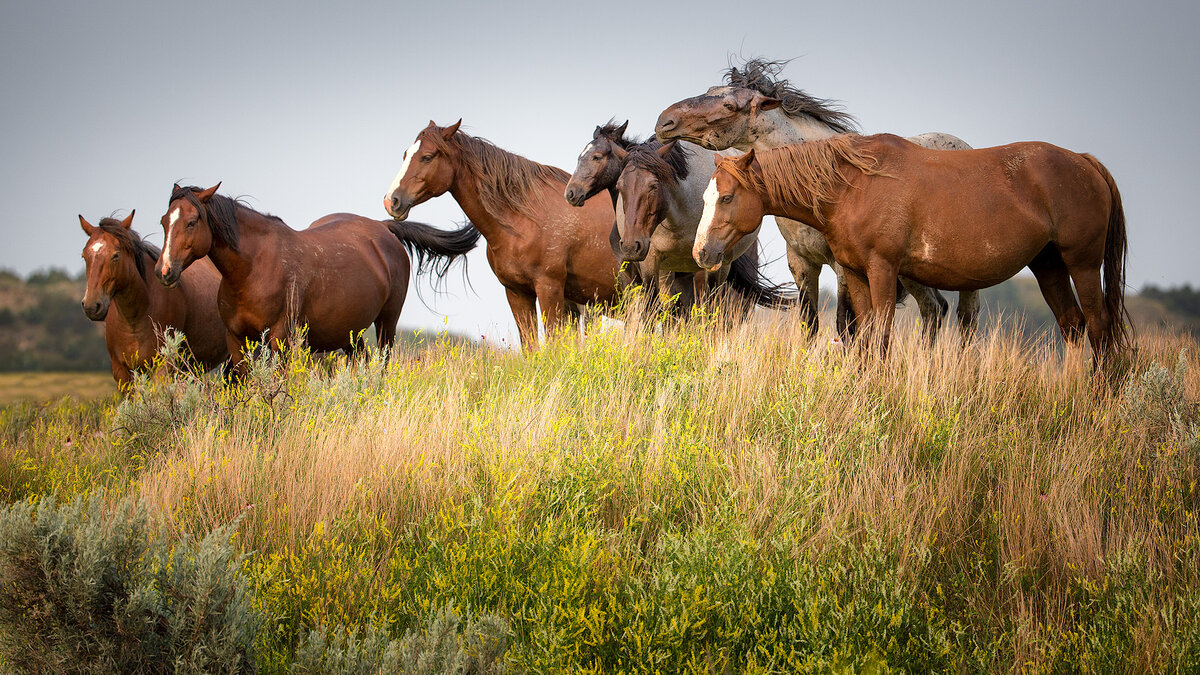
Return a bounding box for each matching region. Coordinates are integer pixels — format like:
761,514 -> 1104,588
80,211 -> 227,387
383,120 -> 626,349
696,135 -> 1130,364
156,184 -> 478,371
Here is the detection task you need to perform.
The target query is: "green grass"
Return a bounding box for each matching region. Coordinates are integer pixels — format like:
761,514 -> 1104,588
0,372 -> 116,406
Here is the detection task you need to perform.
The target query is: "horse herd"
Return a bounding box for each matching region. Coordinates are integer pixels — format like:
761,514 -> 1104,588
79,60 -> 1130,387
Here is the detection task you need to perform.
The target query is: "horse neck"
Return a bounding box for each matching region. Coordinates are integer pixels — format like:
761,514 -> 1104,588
110,253 -> 167,349
665,144 -> 720,233
755,159 -> 842,231
447,163 -> 541,242
205,207 -> 283,284
748,109 -> 840,152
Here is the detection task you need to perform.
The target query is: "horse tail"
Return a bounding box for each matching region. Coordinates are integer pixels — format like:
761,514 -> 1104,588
386,219 -> 481,282
727,244 -> 798,309
1082,153 -> 1132,353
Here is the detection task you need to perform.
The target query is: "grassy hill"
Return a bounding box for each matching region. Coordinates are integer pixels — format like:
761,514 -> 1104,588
1,310 -> 1197,671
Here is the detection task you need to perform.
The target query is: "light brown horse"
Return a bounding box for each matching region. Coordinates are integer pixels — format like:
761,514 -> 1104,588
156,184 -> 478,372
383,120 -> 626,349
80,211 -> 227,387
696,134 -> 1130,364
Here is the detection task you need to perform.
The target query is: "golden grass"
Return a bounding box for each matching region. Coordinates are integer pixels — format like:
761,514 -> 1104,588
0,372 -> 115,406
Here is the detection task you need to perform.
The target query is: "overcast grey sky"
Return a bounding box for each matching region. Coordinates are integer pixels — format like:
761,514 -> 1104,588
2,1 -> 1197,341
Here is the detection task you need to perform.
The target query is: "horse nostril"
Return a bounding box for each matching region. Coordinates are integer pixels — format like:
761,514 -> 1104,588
659,117 -> 676,131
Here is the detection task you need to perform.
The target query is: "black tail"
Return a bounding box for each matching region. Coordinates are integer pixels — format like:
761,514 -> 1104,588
1081,153 -> 1132,354
727,244 -> 798,309
386,219 -> 481,282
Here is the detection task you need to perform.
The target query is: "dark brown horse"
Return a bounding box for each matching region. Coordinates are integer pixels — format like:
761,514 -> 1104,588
697,135 -> 1130,364
566,121 -> 792,311
156,184 -> 478,371
80,211 -> 227,387
384,120 -> 626,349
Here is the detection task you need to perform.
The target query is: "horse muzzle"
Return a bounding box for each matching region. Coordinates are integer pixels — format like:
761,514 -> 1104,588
563,184 -> 588,207
81,296 -> 109,321
385,194 -> 412,221
620,238 -> 650,263
694,244 -> 726,272
157,266 -> 182,289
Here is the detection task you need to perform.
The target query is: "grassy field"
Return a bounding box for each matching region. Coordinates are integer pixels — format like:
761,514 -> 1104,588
0,371 -> 116,407
1,310 -> 1198,672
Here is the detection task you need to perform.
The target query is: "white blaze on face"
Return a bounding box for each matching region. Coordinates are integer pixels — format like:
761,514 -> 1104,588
161,206 -> 181,275
577,142 -> 595,162
694,177 -> 720,261
388,139 -> 423,197
89,240 -> 106,255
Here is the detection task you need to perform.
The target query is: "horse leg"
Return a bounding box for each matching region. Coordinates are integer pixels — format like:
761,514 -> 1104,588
956,290 -> 980,342
835,264 -> 857,342
224,331 -> 248,382
899,278 -> 948,345
842,268 -> 872,343
534,281 -> 570,343
867,263 -> 901,355
1028,246 -> 1086,344
786,246 -> 820,338
1065,265 -> 1112,367
373,290 -> 406,358
505,287 -> 540,351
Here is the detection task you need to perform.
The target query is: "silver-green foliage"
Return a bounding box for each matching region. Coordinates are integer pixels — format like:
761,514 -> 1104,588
0,493 -> 260,674
290,601 -> 508,674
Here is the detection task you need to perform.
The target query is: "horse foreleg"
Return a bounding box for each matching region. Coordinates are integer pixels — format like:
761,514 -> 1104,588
535,282 -> 571,343
867,264 -> 900,355
899,278 -> 948,345
224,331 -> 248,381
786,246 -> 821,338
505,287 -> 540,351
834,263 -> 857,342
843,269 -> 872,343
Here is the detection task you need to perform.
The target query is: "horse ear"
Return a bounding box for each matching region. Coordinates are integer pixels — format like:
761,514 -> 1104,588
593,125 -> 604,140
197,182 -> 221,203
79,214 -> 96,236
713,155 -> 723,168
735,149 -> 756,168
613,144 -> 628,162
752,94 -> 783,113
119,210 -> 135,229
441,119 -> 462,140
656,140 -> 677,159
173,183 -> 182,193
616,120 -> 629,138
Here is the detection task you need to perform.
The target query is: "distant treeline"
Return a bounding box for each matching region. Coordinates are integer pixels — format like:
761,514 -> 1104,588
2,267 -> 1199,372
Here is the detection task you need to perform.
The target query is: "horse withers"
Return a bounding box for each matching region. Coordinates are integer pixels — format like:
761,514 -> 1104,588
80,211 -> 227,387
157,184 -> 478,373
696,135 -> 1130,367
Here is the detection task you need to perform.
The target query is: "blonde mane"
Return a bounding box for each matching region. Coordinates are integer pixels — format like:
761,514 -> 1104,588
724,135 -> 885,222
424,128 -> 569,221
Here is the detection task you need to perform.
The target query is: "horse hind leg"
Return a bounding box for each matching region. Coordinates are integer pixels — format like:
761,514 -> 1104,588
899,277 -> 948,345
956,290 -> 980,342
1028,246 -> 1086,344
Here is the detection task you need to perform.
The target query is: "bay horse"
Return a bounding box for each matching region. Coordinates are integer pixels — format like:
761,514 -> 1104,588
566,121 -> 791,310
80,211 -> 227,387
156,184 -> 478,372
696,135 -> 1130,366
384,120 -> 627,350
655,58 -> 978,341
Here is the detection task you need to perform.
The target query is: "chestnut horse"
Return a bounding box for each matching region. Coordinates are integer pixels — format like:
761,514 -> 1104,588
696,135 -> 1130,365
156,184 -> 478,371
656,59 -> 977,341
384,120 -> 626,349
566,121 -> 791,310
80,211 -> 227,387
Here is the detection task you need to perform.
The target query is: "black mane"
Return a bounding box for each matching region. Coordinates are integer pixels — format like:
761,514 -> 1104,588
724,58 -> 859,134
595,119 -> 643,150
624,139 -> 692,183
97,217 -> 160,279
169,185 -> 287,252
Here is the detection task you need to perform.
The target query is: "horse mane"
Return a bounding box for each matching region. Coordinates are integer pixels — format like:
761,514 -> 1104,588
725,135 -> 884,223
97,217 -> 160,279
724,58 -> 860,134
623,140 -> 692,184
595,119 -> 643,150
423,128 -> 570,220
170,185 -> 287,252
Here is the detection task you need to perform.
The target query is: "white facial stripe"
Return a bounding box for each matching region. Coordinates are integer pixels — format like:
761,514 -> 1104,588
89,241 -> 106,254
578,142 -> 595,162
694,177 -> 720,258
162,206 -> 180,273
389,139 -> 423,195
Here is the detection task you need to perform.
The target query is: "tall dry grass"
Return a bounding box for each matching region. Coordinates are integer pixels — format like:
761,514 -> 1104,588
115,306 -> 1200,668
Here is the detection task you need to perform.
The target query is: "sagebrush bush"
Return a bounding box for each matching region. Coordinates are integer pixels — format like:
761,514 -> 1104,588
0,492 -> 260,673
290,601 -> 508,674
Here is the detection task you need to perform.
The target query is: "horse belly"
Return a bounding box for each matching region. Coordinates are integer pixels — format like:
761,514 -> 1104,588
903,229 -> 1048,291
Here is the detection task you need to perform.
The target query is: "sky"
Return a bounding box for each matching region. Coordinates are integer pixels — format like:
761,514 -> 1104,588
2,0 -> 1197,342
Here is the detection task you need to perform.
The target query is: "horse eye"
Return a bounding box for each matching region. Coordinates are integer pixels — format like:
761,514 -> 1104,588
720,194 -> 733,204
420,154 -> 434,163
186,220 -> 197,229
591,154 -> 602,161
724,102 -> 738,112
111,252 -> 119,260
